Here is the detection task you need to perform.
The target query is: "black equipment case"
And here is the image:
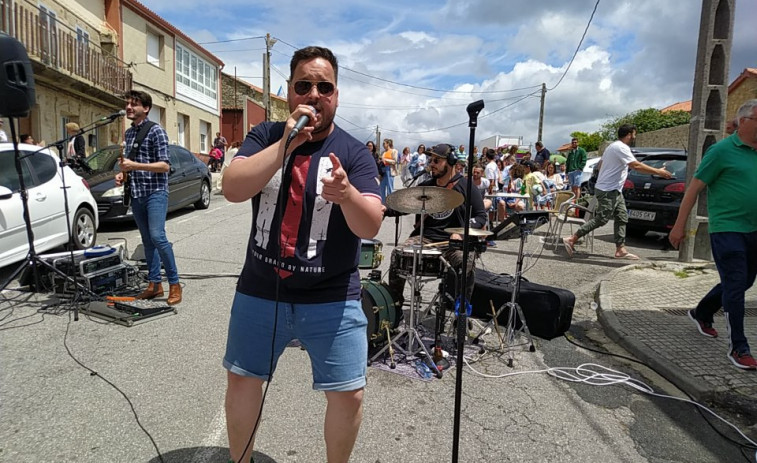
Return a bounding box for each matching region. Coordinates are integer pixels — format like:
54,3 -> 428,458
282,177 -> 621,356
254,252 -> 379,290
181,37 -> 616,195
470,269 -> 575,340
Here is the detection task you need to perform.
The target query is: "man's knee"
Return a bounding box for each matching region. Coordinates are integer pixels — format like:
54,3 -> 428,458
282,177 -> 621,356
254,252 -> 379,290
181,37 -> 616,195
226,371 -> 263,396
325,389 -> 364,412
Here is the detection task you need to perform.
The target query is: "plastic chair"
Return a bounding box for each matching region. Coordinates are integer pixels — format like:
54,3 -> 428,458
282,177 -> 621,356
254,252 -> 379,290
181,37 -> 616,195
541,191 -> 575,246
554,196 -> 598,253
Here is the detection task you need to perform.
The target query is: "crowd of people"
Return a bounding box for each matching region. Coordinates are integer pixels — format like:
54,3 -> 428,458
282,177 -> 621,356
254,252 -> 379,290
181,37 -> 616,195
368,138 -> 587,219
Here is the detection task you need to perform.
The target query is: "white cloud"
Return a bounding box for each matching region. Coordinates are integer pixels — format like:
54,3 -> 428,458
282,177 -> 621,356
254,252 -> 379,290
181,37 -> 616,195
138,0 -> 756,151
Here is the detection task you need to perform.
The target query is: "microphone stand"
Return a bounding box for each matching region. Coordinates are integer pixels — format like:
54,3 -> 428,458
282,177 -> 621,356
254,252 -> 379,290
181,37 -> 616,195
451,99 -> 484,463
0,116 -> 121,310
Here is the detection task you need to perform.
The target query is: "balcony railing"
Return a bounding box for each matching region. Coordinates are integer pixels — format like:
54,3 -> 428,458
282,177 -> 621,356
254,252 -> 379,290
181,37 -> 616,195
1,0 -> 132,96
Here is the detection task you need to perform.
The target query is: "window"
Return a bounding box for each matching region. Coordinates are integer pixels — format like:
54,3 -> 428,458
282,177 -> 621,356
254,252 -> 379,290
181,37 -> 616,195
175,43 -> 218,107
199,121 -> 210,153
146,30 -> 162,67
76,27 -> 90,76
38,5 -> 58,65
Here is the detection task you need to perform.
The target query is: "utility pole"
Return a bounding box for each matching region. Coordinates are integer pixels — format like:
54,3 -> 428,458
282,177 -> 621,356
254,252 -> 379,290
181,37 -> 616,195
375,126 -> 381,149
263,33 -> 277,122
680,0 -> 734,262
537,83 -> 546,142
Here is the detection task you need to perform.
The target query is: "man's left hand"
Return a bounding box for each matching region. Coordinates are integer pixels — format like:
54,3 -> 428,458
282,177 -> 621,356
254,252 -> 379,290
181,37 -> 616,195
120,158 -> 137,172
321,153 -> 353,204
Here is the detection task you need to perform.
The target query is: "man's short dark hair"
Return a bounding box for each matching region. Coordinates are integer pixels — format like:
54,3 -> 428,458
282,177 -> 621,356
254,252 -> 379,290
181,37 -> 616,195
535,141 -> 543,148
290,46 -> 339,84
571,138 -> 578,143
485,150 -> 495,160
617,124 -> 636,139
126,90 -> 152,112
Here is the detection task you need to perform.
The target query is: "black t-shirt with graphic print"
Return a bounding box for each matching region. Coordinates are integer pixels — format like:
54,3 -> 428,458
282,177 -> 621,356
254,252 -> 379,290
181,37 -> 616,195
233,122 -> 381,303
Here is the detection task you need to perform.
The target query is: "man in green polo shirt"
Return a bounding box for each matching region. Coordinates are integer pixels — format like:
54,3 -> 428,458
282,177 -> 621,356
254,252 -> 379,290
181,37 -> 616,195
670,99 -> 757,370
565,137 -> 587,199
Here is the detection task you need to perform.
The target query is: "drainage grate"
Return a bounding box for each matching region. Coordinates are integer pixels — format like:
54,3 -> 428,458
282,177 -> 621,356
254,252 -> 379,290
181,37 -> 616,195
663,307 -> 757,317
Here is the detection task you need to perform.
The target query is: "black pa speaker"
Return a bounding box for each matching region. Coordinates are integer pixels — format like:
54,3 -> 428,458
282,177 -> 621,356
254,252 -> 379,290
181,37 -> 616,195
0,33 -> 36,118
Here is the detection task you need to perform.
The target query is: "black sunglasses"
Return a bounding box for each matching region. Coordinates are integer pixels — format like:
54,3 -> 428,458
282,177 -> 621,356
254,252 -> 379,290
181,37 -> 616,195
293,80 -> 335,96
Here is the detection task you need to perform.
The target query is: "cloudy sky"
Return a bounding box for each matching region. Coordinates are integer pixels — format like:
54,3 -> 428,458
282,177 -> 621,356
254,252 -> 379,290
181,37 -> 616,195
139,0 -> 756,151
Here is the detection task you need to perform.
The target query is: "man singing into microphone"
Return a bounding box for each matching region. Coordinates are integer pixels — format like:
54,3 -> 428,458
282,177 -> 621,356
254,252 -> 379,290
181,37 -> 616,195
222,46 -> 383,463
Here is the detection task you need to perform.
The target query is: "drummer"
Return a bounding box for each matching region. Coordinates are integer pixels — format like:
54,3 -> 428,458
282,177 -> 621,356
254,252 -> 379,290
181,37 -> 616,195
388,143 -> 488,310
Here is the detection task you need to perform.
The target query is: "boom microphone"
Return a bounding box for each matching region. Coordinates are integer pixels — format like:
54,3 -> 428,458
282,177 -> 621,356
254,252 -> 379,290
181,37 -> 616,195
100,110 -> 126,121
286,107 -> 316,142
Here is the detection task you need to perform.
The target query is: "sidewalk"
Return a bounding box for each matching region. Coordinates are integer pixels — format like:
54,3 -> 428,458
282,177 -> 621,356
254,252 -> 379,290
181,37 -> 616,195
597,262 -> 757,419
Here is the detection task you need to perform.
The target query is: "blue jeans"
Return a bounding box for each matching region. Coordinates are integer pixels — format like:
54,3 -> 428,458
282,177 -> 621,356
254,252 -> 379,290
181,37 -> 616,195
131,190 -> 179,284
223,292 -> 367,391
694,283 -> 722,324
379,166 -> 394,203
709,231 -> 757,354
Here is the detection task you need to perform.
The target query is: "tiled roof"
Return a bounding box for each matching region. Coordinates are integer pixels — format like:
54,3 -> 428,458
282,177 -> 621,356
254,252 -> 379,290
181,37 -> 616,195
661,101 -> 692,113
728,67 -> 757,92
660,68 -> 757,114
124,0 -> 224,66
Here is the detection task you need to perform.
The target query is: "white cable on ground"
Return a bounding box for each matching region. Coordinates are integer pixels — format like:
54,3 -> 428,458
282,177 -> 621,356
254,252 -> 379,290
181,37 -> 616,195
463,359 -> 757,461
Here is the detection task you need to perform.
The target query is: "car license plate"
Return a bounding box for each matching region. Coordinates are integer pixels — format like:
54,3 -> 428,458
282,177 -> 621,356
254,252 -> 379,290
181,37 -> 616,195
628,210 -> 656,221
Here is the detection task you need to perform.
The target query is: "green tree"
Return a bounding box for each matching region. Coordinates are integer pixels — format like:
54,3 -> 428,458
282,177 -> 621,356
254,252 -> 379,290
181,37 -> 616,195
570,131 -> 604,152
600,108 -> 690,140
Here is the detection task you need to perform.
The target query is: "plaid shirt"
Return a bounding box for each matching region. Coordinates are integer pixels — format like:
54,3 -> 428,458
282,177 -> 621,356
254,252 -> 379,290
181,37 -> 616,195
124,119 -> 170,198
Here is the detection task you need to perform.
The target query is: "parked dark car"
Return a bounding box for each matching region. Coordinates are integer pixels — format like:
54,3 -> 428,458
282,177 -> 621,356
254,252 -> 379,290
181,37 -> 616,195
586,147 -> 680,196
78,144 -> 212,222
622,150 -> 688,236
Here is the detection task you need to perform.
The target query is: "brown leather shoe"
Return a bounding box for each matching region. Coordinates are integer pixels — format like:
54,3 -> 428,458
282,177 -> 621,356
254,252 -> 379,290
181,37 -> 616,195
136,282 -> 163,300
167,283 -> 182,305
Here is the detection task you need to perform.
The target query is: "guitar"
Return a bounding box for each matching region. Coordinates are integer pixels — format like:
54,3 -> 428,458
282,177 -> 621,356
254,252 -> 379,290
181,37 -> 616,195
120,144 -> 131,208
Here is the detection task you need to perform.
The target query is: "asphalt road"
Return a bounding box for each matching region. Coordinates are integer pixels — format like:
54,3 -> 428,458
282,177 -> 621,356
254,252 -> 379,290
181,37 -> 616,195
1,189 -> 753,463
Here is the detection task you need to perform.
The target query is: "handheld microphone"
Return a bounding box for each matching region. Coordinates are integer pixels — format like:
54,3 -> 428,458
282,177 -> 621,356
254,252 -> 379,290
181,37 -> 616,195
286,107 -> 316,143
100,110 -> 126,121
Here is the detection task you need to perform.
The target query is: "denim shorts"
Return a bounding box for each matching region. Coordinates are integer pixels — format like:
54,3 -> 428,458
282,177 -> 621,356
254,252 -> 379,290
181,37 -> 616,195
223,292 -> 368,391
568,170 -> 582,187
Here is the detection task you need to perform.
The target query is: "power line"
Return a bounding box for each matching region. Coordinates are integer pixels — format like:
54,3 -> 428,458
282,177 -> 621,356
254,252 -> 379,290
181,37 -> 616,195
547,0 -> 601,91
270,35 -> 543,97
342,67 -> 542,95
379,90 -> 539,135
197,35 -> 266,45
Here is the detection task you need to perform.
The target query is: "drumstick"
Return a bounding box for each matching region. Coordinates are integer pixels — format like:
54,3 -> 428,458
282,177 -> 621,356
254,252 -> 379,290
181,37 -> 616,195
426,241 -> 449,248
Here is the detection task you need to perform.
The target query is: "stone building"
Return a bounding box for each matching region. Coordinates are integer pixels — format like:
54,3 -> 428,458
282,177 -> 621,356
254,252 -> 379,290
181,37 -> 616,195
0,0 -> 223,156
220,72 -> 288,145
636,67 -> 757,148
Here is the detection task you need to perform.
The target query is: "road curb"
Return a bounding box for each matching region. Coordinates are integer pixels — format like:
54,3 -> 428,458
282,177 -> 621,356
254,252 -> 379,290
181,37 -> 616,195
596,262 -> 757,421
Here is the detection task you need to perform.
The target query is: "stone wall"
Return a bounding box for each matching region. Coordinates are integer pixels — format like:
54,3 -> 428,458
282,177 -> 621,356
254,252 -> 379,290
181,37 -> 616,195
221,74 -> 288,122
727,78 -> 757,120
635,124 -> 691,150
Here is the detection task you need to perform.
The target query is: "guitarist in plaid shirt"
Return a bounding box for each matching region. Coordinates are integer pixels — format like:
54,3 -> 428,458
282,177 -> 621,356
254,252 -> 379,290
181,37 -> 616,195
116,90 -> 182,305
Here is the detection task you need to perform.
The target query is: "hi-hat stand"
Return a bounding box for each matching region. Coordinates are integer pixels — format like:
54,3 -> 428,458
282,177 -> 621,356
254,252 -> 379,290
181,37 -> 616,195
369,202 -> 442,378
470,211 -> 548,366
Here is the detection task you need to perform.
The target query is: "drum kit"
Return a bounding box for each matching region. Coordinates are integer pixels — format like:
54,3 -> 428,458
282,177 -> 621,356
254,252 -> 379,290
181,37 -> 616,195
358,185 -> 493,377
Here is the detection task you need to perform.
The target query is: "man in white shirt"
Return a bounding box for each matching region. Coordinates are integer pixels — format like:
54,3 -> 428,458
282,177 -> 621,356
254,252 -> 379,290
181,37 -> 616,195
0,120 -> 8,142
562,124 -> 672,259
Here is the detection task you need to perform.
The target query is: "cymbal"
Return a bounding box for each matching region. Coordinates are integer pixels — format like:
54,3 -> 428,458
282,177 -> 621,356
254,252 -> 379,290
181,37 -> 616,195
444,227 -> 493,237
385,186 -> 464,214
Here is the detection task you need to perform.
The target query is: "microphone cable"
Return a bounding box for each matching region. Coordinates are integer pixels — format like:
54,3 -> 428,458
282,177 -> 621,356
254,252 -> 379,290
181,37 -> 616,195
235,131 -> 298,463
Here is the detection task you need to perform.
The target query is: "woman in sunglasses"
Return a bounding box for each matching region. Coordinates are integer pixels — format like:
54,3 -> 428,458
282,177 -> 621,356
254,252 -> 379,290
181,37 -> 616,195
221,46 -> 383,463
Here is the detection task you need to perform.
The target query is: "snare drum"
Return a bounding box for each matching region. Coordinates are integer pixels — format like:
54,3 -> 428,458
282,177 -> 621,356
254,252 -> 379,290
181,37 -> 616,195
361,279 -> 401,347
391,246 -> 443,277
358,239 -> 384,269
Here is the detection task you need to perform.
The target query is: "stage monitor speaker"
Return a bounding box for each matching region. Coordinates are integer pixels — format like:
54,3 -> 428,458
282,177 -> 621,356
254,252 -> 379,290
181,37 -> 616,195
0,33 -> 36,118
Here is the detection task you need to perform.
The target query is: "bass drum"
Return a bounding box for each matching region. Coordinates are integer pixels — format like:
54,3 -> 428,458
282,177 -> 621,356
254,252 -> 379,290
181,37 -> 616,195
361,279 -> 402,347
